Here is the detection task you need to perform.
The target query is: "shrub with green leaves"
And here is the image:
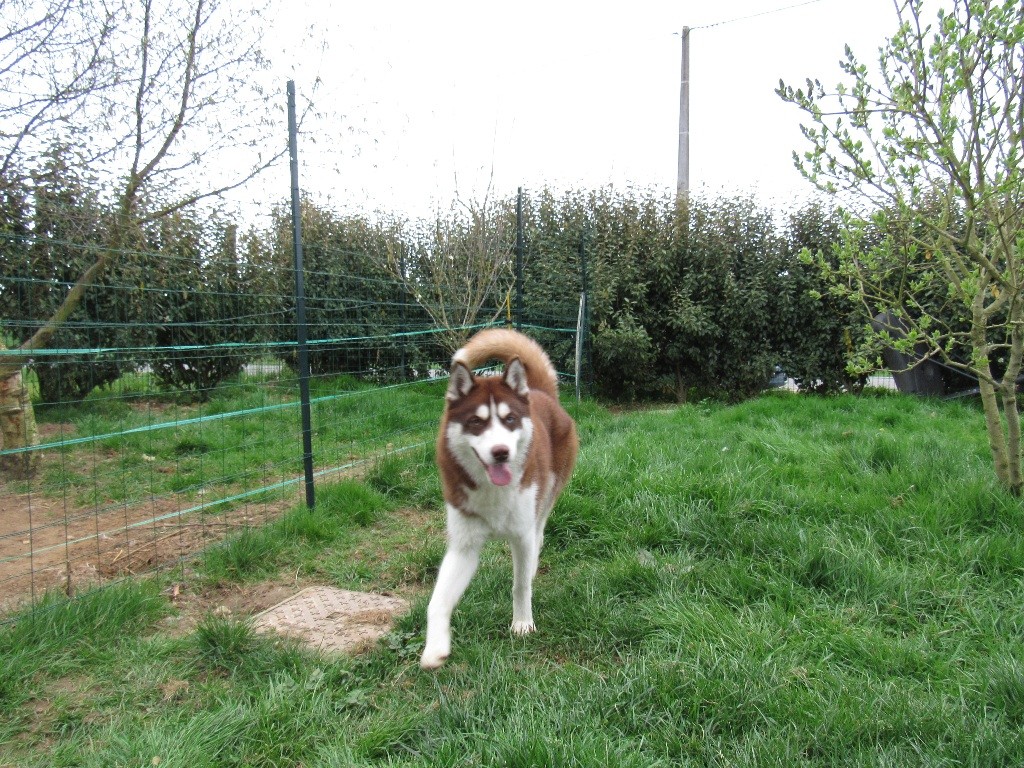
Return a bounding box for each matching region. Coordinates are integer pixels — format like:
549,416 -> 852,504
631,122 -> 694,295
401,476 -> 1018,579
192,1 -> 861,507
777,201 -> 867,393
147,212 -> 249,398
260,200 -> 432,380
519,188 -> 841,401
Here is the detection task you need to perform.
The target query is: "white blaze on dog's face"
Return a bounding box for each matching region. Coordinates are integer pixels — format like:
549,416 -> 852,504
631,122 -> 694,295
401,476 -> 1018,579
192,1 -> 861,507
445,359 -> 533,487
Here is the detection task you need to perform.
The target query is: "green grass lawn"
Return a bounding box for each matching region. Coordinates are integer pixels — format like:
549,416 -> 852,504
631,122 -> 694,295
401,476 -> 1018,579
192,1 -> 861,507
3,391 -> 1024,766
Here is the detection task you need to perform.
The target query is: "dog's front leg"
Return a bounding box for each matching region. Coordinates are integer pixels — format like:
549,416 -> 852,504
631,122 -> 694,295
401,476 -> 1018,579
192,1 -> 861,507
509,532 -> 539,635
421,515 -> 485,670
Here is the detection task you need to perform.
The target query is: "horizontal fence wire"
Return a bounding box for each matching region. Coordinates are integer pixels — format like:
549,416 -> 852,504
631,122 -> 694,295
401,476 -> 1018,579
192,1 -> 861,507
0,222 -> 581,617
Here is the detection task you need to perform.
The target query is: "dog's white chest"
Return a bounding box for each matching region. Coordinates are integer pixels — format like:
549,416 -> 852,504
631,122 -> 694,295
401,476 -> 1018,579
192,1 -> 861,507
459,482 -> 539,539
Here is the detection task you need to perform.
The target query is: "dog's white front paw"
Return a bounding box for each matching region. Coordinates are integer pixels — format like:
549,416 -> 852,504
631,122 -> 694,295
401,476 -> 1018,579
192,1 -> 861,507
510,620 -> 536,635
420,646 -> 449,670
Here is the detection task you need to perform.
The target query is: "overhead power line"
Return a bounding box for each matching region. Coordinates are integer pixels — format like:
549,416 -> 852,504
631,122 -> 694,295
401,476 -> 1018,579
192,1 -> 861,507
677,0 -> 832,195
691,0 -> 829,30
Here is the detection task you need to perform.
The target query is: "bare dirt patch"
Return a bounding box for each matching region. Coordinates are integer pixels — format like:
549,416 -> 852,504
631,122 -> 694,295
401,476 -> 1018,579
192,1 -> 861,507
0,479 -> 300,615
157,576 -> 317,638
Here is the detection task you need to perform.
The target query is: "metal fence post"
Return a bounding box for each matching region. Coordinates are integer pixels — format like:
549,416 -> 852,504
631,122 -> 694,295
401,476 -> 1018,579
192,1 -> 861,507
288,80 -> 315,509
578,228 -> 592,394
398,248 -> 408,380
515,187 -> 524,330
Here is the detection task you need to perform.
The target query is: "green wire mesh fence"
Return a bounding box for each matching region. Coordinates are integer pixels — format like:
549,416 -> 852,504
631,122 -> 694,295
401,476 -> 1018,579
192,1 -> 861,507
0,208 -> 583,615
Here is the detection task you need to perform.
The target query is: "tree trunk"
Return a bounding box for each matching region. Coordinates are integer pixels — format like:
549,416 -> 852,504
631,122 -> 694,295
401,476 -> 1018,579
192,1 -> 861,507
997,301 -> 1024,495
0,340 -> 40,479
971,292 -> 1020,494
0,244 -> 116,480
1000,384 -> 1022,495
976,375 -> 1012,490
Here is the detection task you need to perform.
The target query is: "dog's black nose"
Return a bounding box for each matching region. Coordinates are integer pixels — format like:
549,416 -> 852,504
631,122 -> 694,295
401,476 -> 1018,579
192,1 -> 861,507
491,445 -> 510,463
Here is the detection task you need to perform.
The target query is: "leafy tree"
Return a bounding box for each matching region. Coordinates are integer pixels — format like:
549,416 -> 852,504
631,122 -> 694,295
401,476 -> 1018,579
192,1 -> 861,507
779,0 -> 1024,492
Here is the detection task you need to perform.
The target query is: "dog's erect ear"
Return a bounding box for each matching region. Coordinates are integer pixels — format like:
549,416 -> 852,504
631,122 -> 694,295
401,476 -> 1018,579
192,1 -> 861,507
504,357 -> 530,397
446,361 -> 475,402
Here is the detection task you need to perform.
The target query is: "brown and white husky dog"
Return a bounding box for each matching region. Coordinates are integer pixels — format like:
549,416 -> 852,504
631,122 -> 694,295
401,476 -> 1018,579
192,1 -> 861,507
420,328 -> 578,670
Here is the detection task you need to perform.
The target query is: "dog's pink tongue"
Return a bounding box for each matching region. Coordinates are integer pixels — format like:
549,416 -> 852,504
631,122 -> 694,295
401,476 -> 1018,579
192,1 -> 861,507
487,463 -> 512,486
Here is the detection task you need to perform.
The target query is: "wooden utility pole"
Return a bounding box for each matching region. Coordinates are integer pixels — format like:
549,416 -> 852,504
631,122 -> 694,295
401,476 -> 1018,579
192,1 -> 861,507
677,26 -> 690,198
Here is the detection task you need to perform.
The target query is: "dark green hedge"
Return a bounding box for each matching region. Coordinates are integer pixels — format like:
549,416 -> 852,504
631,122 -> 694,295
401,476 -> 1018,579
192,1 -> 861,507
517,189 -> 861,401
1,167 -> 872,404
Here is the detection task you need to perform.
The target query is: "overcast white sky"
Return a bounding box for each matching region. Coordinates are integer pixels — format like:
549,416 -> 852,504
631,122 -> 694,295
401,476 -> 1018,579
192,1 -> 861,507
260,0 -> 897,220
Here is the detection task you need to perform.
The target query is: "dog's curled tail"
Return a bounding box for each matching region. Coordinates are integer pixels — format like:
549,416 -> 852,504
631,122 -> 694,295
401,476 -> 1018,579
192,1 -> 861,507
452,328 -> 560,400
